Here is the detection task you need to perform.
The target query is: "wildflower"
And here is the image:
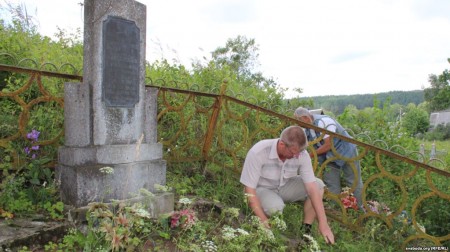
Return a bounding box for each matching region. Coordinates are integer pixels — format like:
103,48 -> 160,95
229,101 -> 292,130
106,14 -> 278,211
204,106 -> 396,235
340,187 -> 358,210
26,129 -> 40,141
201,240 -> 218,252
270,215 -> 287,231
303,234 -> 321,252
236,228 -> 249,236
260,227 -> 275,241
99,166 -> 114,174
222,226 -> 237,240
367,200 -> 380,214
367,200 -> 392,215
170,209 -> 197,229
222,207 -> 240,219
178,197 -> 192,206
250,215 -> 263,227
341,195 -> 358,210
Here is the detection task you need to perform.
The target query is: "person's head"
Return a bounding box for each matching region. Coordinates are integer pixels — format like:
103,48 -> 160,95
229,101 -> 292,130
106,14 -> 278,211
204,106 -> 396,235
278,126 -> 308,159
293,107 -> 313,124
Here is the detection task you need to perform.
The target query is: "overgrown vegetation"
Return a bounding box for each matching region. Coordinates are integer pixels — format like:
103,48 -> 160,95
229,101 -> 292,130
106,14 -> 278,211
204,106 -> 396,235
13,165 -> 442,251
1,3 -> 449,251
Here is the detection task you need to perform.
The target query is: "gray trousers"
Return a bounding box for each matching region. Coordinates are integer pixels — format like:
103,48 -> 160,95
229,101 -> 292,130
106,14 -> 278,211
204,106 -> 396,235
323,159 -> 363,208
256,176 -> 325,216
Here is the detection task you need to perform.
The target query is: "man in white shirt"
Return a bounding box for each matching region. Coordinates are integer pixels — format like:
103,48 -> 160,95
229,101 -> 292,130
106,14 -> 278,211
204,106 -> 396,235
240,126 -> 335,244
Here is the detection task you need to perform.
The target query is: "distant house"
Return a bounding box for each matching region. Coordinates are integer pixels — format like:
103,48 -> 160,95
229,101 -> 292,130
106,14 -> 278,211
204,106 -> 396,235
429,110 -> 450,128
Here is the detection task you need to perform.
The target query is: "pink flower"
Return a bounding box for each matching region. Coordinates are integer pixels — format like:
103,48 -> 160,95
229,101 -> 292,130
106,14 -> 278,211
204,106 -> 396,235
340,188 -> 358,210
170,209 -> 197,229
341,195 -> 358,210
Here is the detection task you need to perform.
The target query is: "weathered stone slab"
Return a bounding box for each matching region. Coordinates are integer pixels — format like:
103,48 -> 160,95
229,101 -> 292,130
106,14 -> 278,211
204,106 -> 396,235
58,160 -> 166,207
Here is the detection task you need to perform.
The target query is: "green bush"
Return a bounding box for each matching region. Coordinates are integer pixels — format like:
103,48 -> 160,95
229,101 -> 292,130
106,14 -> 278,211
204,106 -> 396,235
425,123 -> 450,141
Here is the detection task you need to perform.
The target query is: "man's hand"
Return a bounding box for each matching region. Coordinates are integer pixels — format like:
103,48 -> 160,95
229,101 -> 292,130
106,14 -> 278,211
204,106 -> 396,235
244,186 -> 270,228
262,219 -> 271,229
318,222 -> 335,244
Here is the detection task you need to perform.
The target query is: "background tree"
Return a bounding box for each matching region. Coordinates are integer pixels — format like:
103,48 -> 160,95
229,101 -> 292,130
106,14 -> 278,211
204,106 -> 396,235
401,104 -> 430,136
424,69 -> 450,112
211,35 -> 259,80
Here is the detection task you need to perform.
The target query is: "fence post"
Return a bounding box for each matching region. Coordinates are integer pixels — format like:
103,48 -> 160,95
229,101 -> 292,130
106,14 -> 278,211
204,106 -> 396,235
201,80 -> 228,170
430,141 -> 436,160
419,143 -> 425,162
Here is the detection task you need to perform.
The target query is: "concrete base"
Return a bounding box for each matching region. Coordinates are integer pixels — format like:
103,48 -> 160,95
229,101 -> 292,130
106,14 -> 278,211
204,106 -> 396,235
57,160 -> 166,207
67,192 -> 174,223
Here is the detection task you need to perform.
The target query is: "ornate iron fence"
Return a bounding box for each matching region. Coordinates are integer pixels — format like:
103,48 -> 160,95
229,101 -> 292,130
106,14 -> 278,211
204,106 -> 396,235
0,60 -> 449,249
151,81 -> 449,248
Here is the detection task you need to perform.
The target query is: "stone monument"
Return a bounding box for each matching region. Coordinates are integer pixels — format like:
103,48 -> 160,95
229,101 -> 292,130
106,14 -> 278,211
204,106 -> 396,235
57,0 -> 171,216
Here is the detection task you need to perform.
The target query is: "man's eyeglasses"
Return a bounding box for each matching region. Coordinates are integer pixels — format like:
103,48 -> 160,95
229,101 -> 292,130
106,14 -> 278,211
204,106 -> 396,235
282,141 -> 302,157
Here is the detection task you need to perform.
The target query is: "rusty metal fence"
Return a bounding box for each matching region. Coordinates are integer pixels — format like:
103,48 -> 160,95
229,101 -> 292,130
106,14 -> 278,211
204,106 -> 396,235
0,60 -> 449,249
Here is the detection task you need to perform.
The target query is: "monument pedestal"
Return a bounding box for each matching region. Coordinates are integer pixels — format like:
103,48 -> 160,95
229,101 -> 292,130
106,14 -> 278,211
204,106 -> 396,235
57,159 -> 166,207
57,0 -> 172,216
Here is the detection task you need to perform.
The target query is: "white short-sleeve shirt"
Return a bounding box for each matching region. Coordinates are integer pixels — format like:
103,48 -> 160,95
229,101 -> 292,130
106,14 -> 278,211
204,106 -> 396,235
315,116 -> 336,139
240,139 -> 316,190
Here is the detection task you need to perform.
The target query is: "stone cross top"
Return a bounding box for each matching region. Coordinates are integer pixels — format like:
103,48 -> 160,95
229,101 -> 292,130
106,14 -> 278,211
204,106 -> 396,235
57,0 -> 168,209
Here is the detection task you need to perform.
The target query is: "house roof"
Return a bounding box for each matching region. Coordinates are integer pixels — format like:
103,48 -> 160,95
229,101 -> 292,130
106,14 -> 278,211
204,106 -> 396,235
430,111 -> 450,126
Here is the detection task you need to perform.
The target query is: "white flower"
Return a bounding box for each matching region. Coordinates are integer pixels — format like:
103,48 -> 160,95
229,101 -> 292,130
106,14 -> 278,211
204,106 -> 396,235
236,228 -> 249,236
178,197 -> 192,205
261,228 -> 275,241
303,234 -> 320,251
201,240 -> 217,252
271,215 -> 287,231
222,226 -> 237,240
134,208 -> 151,218
223,207 -> 240,218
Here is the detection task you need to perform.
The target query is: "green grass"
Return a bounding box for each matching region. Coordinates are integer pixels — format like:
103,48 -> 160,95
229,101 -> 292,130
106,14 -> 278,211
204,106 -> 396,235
8,162 -> 448,251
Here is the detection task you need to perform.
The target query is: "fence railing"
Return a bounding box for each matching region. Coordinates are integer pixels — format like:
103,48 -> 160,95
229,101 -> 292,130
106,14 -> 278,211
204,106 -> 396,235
0,62 -> 449,249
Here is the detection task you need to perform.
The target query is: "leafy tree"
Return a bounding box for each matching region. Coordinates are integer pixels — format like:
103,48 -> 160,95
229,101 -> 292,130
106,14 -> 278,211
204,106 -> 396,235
211,35 -> 259,80
401,104 -> 430,136
424,69 -> 450,112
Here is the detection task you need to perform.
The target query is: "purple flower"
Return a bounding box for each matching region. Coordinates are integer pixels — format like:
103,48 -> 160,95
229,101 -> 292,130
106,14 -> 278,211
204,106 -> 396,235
31,154 -> 36,159
26,129 -> 40,141
31,145 -> 39,150
24,147 -> 31,155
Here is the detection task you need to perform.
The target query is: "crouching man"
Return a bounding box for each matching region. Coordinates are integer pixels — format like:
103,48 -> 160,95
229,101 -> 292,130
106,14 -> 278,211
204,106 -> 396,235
240,126 -> 334,244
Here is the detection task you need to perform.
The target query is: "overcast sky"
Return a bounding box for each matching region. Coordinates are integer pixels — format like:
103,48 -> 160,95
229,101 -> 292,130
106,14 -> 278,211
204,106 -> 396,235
2,0 -> 450,98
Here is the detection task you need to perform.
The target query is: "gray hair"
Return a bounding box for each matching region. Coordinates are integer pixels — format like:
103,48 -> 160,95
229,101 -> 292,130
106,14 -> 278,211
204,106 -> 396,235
294,107 -> 312,118
280,126 -> 308,150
